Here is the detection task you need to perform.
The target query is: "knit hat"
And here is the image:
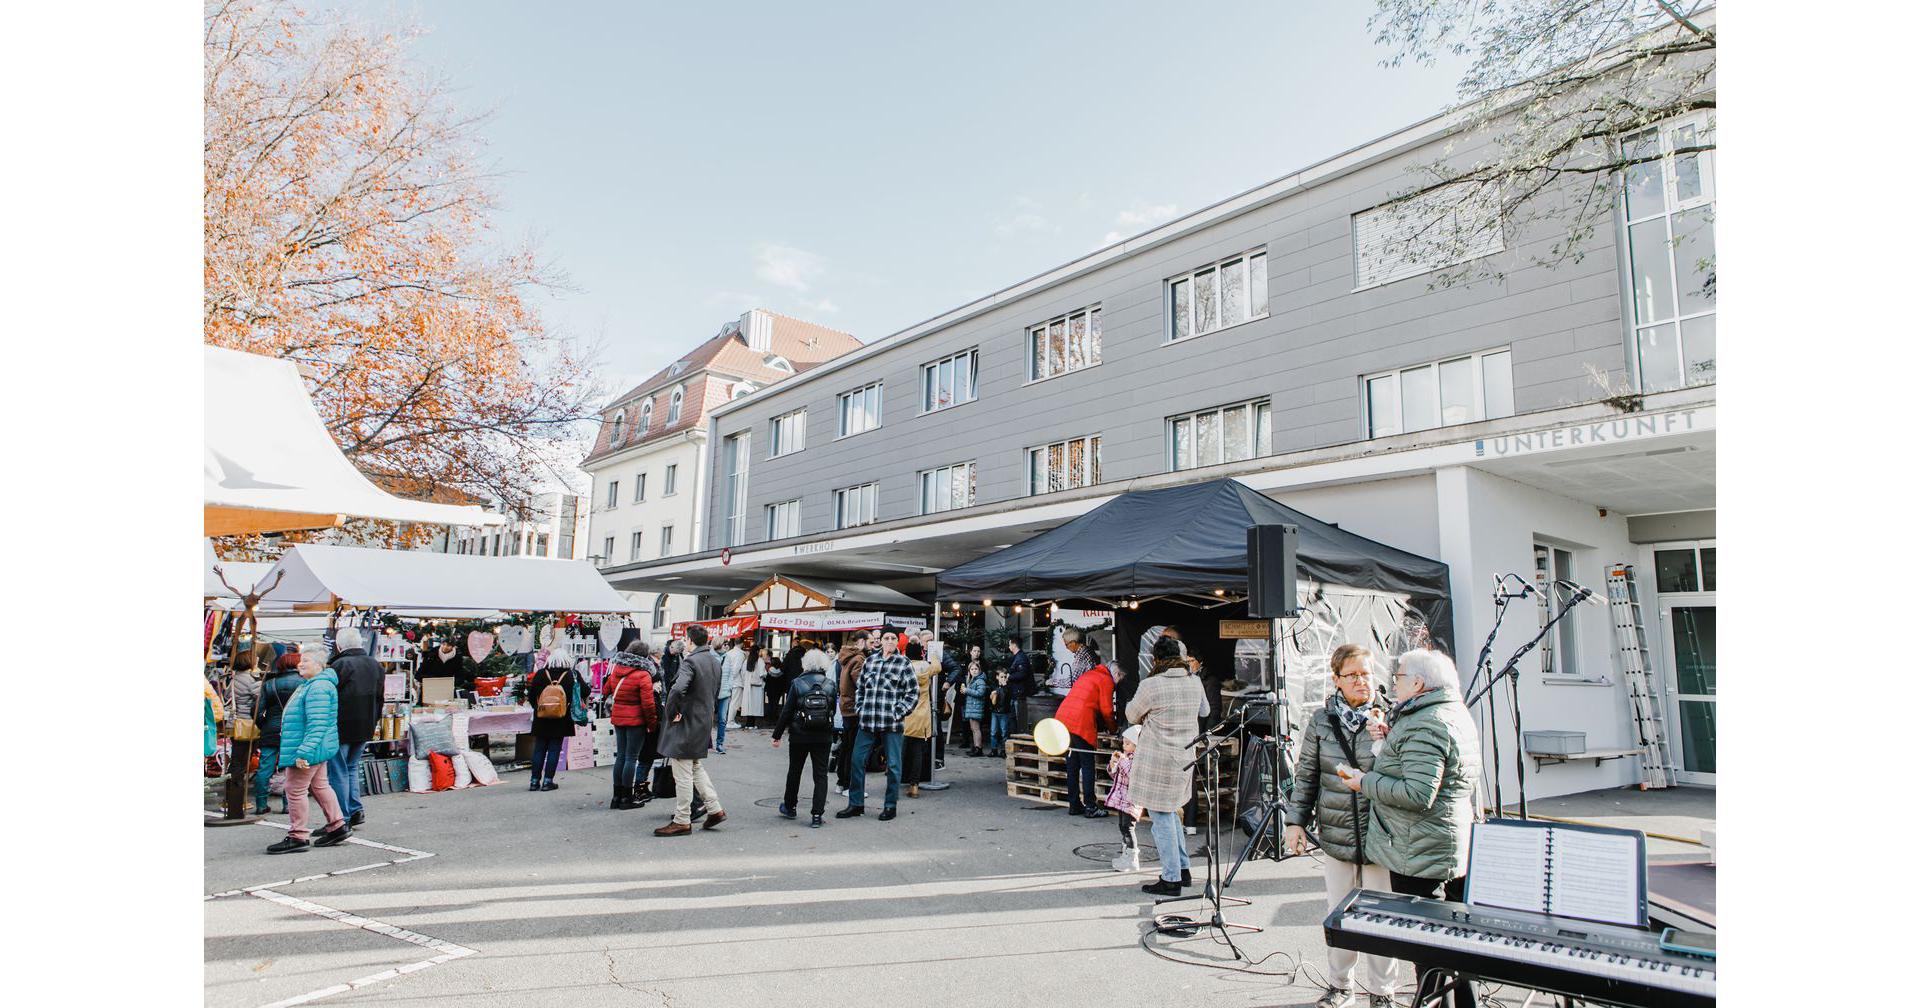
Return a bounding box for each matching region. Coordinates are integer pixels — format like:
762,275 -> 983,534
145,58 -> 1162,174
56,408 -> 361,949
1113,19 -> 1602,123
1123,725 -> 1142,746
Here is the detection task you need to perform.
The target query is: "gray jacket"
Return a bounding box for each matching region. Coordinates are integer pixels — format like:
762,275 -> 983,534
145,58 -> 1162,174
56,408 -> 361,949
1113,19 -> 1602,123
1282,693 -> 1385,864
658,645 -> 722,760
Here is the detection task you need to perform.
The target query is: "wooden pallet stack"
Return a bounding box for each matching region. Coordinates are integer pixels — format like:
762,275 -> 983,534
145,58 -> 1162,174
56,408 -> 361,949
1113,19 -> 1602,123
1004,733 -> 1240,823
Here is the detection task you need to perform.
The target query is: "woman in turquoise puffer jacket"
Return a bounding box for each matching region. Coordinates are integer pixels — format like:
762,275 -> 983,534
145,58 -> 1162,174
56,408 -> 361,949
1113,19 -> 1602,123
266,651 -> 351,854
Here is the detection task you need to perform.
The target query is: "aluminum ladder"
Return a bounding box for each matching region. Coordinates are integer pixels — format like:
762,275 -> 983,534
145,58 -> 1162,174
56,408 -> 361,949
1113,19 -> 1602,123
1607,565 -> 1675,789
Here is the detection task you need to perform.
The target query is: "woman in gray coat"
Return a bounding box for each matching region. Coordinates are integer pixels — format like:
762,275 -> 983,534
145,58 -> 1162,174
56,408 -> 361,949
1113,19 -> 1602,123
1283,644 -> 1397,1008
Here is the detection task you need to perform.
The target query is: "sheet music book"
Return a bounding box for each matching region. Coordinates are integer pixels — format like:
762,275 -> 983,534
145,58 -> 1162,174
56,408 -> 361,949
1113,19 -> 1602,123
1466,818 -> 1647,927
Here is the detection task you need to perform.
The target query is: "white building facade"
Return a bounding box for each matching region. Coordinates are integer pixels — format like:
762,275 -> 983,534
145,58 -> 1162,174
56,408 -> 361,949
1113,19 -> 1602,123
443,491 -> 588,561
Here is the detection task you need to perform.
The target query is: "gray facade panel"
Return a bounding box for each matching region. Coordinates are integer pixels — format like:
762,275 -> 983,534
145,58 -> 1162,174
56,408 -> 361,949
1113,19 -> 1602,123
702,122 -> 1643,550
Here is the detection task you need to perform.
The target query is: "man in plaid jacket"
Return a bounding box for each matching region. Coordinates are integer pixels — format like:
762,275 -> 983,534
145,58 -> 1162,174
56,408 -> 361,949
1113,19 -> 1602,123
838,633 -> 920,821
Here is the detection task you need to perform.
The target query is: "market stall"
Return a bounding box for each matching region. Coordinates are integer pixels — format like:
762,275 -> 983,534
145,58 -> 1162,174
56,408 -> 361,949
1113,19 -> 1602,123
935,477 -> 1454,819
248,543 -> 639,794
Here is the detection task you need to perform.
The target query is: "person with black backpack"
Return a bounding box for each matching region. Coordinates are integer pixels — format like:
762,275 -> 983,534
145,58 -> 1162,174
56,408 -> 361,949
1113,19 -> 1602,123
771,648 -> 839,828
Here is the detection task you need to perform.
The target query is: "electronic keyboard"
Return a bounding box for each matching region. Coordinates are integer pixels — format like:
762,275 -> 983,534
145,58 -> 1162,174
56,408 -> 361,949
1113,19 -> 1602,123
1324,890 -> 1715,1007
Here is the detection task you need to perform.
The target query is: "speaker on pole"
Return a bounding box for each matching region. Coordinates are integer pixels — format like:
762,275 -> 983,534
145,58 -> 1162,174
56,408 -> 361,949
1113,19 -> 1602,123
1246,524 -> 1299,618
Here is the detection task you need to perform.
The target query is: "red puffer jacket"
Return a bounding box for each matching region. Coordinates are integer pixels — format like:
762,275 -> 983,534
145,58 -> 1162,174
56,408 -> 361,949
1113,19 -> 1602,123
1054,664 -> 1114,743
607,664 -> 658,730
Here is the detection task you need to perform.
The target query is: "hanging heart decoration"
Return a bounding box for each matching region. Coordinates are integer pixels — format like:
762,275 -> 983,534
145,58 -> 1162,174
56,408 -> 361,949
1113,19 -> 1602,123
466,630 -> 496,662
597,619 -> 625,652
499,625 -> 533,654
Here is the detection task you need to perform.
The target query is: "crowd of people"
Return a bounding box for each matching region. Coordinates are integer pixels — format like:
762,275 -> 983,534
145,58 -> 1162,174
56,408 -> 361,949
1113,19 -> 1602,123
211,615 -> 1483,1008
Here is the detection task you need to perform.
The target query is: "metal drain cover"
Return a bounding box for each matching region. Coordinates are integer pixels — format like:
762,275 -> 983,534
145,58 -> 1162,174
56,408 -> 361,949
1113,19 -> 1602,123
1072,841 -> 1160,864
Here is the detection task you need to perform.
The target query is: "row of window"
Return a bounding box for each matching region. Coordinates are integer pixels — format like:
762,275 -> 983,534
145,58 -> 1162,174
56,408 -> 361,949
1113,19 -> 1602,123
453,529 -> 562,558
607,387 -> 685,447
603,463 -> 679,510
602,524 -> 675,566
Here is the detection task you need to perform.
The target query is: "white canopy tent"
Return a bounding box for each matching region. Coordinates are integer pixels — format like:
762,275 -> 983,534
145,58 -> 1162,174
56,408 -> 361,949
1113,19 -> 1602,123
258,544 -> 637,614
204,345 -> 503,537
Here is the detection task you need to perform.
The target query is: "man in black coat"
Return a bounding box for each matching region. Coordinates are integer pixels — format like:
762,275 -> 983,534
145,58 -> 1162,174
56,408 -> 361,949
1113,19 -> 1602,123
326,627 -> 385,827
771,648 -> 839,828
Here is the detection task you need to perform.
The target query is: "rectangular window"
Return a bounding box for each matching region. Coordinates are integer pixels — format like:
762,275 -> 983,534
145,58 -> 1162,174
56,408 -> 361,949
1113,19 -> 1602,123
1167,250 -> 1268,342
601,537 -> 614,566
921,349 -> 978,413
1168,400 -> 1271,470
605,480 -> 619,509
722,431 -> 751,547
633,473 -> 646,502
536,532 -> 549,557
1622,115 -> 1716,392
1364,348 -> 1515,438
918,462 -> 977,514
663,464 -> 678,495
834,483 -> 879,529
769,410 -> 807,457
1534,544 -> 1581,677
765,499 -> 802,540
659,525 -> 674,557
630,531 -> 643,561
1352,188 -> 1505,289
1028,306 -> 1102,382
1026,435 -> 1101,495
837,382 -> 884,437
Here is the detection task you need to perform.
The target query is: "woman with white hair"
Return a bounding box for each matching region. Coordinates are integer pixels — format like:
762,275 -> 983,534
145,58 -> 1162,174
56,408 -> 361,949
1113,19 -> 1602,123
525,649 -> 585,792
1336,648 -> 1482,1008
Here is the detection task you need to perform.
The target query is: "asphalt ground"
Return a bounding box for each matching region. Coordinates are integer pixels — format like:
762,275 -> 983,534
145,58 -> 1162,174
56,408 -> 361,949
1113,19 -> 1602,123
206,727 -> 1692,1007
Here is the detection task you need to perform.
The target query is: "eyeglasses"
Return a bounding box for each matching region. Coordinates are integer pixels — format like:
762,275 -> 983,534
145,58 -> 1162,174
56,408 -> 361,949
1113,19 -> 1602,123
1333,672 -> 1370,682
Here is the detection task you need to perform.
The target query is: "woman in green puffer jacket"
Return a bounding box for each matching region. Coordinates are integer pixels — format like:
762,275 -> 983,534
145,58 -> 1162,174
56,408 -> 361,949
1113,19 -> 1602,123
1335,647 -> 1482,1008
1282,644 -> 1398,1008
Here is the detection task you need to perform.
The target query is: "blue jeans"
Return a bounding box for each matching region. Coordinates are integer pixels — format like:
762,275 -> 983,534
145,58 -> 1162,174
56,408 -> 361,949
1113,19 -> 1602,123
1149,809 -> 1192,883
714,696 -> 731,747
254,746 -> 279,813
990,713 -> 1012,750
849,728 -> 905,809
531,735 -> 564,781
326,741 -> 367,817
613,725 -> 645,790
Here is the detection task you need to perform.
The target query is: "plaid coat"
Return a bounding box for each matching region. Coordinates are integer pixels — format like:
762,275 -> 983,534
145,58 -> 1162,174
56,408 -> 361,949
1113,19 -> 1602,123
1123,666 -> 1206,812
854,653 -> 920,732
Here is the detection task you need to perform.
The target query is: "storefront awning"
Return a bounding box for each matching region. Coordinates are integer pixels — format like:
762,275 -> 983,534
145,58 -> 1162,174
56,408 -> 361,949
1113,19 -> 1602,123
204,346 -> 502,536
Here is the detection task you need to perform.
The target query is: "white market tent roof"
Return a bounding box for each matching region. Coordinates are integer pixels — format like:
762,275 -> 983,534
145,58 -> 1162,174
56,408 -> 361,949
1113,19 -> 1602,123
204,345 -> 503,536
259,544 -> 636,614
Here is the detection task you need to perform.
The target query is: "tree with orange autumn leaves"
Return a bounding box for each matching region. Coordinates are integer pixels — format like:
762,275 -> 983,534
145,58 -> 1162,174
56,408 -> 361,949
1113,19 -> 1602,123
205,0 -> 600,550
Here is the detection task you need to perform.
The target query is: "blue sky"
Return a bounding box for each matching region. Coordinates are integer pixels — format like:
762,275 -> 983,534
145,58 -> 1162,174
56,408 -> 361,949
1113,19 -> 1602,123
333,0 -> 1469,404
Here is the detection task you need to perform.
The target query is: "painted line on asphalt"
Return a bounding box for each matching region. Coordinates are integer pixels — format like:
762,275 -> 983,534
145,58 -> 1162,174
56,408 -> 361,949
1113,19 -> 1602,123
204,818 -> 435,900
249,888 -> 477,1008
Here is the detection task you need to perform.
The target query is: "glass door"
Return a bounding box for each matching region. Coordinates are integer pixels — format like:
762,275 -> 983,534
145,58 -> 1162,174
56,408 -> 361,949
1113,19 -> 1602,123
1660,599 -> 1716,783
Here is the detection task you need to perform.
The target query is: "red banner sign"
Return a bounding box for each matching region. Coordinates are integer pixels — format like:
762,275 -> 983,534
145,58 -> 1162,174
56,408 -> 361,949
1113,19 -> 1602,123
669,614 -> 760,642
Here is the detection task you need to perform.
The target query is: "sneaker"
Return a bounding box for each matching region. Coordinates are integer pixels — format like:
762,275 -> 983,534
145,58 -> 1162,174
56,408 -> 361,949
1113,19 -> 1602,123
835,785 -> 849,796
1084,807 -> 1110,819
878,807 -> 897,821
1315,990 -> 1355,1008
1111,849 -> 1140,872
715,745 -> 727,755
1067,806 -> 1087,817
266,836 -> 310,855
1184,826 -> 1197,836
703,810 -> 727,830
835,806 -> 865,819
810,814 -> 824,828
1140,878 -> 1181,896
778,803 -> 797,820
653,821 -> 692,837
528,777 -> 541,791
540,779 -> 559,791
312,824 -> 351,847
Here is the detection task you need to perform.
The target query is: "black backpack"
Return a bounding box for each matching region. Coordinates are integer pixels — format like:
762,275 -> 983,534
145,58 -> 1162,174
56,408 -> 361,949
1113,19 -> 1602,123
796,680 -> 834,731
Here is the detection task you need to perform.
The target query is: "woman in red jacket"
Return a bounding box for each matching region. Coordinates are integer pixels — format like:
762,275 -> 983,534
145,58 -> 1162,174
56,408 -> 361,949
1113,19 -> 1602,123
607,646 -> 660,810
1053,639 -> 1115,818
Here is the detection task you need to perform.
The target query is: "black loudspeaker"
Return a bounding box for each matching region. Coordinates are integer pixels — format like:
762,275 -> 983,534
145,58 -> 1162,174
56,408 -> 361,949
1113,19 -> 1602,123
1246,524 -> 1299,618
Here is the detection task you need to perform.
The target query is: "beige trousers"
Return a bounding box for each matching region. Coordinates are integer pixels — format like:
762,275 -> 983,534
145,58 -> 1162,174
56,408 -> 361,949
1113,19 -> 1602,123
670,758 -> 722,825
1323,855 -> 1400,996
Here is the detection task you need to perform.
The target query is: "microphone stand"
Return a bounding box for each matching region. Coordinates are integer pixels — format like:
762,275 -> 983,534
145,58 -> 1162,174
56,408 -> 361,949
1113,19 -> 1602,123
1153,705 -> 1261,960
1468,575 -> 1532,821
1465,591 -> 1590,821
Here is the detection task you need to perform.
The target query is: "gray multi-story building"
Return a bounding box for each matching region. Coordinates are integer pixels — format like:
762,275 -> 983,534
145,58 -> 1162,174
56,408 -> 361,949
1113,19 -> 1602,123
607,99 -> 1716,801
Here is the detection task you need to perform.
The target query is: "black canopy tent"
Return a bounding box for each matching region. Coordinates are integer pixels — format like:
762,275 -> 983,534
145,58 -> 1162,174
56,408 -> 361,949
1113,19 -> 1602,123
935,479 -> 1454,711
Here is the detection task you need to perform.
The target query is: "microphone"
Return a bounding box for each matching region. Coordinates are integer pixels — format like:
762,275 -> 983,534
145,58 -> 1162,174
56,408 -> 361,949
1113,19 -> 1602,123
1554,581 -> 1604,606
